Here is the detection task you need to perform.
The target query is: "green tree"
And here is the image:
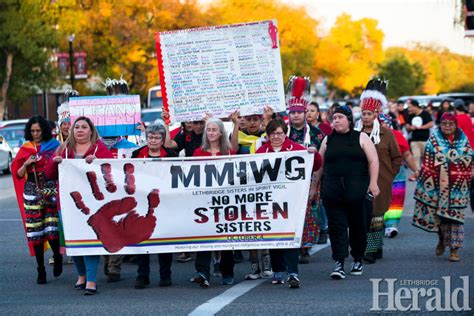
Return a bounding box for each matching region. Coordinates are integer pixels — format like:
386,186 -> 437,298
0,0 -> 58,120
377,54 -> 426,99
57,0 -> 208,98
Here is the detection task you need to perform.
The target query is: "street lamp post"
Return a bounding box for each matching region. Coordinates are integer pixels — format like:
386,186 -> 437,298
67,34 -> 75,90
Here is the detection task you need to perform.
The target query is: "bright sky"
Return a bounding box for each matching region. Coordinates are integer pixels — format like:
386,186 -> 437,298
283,0 -> 473,57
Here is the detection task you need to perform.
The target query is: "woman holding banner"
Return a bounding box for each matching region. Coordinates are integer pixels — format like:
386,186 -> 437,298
191,117 -> 237,288
131,123 -> 177,289
11,115 -> 61,284
45,116 -> 113,295
256,118 -> 322,288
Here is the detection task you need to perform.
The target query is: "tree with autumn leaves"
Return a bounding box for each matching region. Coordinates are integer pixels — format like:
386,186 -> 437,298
1,0 -> 473,120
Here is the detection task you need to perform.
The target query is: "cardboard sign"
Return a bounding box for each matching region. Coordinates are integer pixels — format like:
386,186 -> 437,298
155,20 -> 286,122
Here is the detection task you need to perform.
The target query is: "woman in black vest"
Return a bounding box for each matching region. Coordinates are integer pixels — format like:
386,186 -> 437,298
313,105 -> 379,279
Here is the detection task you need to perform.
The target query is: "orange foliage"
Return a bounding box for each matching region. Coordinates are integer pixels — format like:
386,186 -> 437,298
385,45 -> 474,94
314,14 -> 384,95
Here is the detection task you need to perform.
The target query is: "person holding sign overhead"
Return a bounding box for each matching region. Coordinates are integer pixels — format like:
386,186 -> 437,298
162,109 -> 205,157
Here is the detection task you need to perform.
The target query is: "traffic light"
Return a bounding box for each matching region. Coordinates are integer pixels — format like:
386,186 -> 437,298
465,0 -> 474,36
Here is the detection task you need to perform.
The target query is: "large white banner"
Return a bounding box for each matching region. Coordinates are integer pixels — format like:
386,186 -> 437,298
59,151 -> 313,256
155,20 -> 286,122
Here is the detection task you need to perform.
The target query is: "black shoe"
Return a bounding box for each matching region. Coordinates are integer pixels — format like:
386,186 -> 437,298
233,250 -> 244,263
53,254 -> 63,277
330,260 -> 346,280
107,273 -> 121,283
75,283 -> 86,290
350,261 -> 363,276
287,274 -> 301,288
84,287 -> 98,295
134,276 -> 150,289
159,278 -> 172,287
317,230 -> 328,244
195,273 -> 210,288
363,253 -> 377,264
37,266 -> 47,284
375,248 -> 383,259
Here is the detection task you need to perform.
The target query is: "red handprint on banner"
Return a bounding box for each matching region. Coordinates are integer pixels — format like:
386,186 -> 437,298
70,163 -> 159,253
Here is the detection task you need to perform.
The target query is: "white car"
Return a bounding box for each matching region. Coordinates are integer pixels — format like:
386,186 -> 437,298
0,119 -> 28,159
141,108 -> 164,127
0,135 -> 12,174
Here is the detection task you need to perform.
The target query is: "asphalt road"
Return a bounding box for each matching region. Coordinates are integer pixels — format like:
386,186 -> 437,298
0,173 -> 473,315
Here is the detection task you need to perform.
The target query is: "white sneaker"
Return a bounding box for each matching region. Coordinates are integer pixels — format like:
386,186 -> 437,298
385,227 -> 398,238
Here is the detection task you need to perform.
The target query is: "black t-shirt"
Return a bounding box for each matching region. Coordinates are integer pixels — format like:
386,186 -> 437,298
408,110 -> 432,141
173,131 -> 203,157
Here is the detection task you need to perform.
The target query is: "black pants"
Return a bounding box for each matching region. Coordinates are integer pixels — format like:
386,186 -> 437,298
195,251 -> 234,279
321,176 -> 371,262
33,239 -> 60,268
269,248 -> 299,274
324,197 -> 372,262
136,253 -> 173,280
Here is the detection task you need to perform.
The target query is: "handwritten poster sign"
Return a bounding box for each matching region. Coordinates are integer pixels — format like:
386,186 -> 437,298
155,20 -> 286,122
69,95 -> 141,137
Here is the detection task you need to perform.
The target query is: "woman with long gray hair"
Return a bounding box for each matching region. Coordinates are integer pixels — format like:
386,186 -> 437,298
191,117 -> 236,288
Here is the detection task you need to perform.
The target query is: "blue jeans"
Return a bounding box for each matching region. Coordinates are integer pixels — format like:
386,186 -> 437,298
269,248 -> 299,275
73,255 -> 100,282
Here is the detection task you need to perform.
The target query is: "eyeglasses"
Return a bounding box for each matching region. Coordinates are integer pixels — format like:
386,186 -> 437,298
441,122 -> 455,127
269,132 -> 285,137
147,136 -> 163,141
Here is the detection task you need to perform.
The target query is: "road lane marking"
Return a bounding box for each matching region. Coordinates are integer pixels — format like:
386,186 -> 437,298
189,279 -> 266,316
189,243 -> 330,316
0,190 -> 15,200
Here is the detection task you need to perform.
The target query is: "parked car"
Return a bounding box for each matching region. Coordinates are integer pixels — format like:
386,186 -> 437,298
147,85 -> 163,109
0,119 -> 28,158
0,135 -> 13,174
397,95 -> 454,108
141,108 -> 164,127
437,92 -> 474,105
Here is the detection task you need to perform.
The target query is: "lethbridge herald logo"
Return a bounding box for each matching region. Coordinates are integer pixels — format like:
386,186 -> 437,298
370,276 -> 471,312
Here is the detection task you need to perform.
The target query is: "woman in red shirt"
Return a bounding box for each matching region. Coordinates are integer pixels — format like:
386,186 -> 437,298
256,118 -> 321,288
192,117 -> 236,288
45,116 -> 113,295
